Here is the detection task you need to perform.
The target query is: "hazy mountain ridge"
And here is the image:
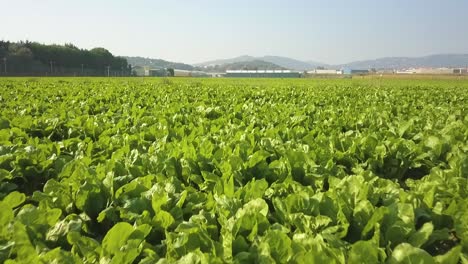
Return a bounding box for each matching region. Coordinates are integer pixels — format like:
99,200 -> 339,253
124,56 -> 195,71
125,54 -> 468,72
196,54 -> 468,70
202,60 -> 285,72
260,56 -> 326,70
195,55 -> 256,67
195,55 -> 326,70
125,55 -> 284,72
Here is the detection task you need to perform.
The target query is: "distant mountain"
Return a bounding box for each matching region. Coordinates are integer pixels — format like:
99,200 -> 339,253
305,60 -> 330,68
196,55 -> 325,70
195,55 -> 256,67
125,56 -> 194,71
339,54 -> 468,69
202,60 -> 285,72
127,53 -> 468,73
261,56 -> 326,70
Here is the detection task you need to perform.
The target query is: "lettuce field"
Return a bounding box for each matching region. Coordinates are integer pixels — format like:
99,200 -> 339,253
0,77 -> 467,263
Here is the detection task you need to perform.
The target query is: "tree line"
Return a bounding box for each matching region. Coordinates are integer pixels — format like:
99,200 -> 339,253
0,41 -> 131,76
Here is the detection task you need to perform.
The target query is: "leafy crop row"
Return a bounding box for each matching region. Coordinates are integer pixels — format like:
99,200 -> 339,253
0,78 -> 467,263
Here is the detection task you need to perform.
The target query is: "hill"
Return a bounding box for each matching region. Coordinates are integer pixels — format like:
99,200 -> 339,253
196,55 -> 325,70
124,56 -> 195,71
261,56 -> 326,70
196,54 -> 468,71
201,60 -> 285,72
195,55 -> 255,67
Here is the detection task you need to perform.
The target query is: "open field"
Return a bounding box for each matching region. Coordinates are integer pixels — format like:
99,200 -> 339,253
0,77 -> 467,263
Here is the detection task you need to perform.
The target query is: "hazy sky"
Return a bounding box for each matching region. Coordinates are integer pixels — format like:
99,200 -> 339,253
2,0 -> 467,64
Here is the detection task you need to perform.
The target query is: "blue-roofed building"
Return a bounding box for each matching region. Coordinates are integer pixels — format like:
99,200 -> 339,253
342,68 -> 369,75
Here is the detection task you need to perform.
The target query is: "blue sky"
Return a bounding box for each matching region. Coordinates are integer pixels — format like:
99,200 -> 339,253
2,0 -> 467,64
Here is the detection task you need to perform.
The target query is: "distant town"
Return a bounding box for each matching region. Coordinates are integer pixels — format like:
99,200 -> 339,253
131,54 -> 468,78
137,66 -> 468,78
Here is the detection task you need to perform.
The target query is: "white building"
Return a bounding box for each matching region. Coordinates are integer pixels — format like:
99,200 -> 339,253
307,69 -> 341,74
413,68 -> 454,74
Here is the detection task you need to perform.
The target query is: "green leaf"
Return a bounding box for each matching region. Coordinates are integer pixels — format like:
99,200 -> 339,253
408,222 -> 433,247
238,198 -> 269,217
39,247 -> 81,263
102,222 -> 135,256
388,243 -> 435,264
101,222 -> 151,264
434,245 -> 461,264
152,191 -> 169,212
46,214 -> 82,242
348,240 -> 385,264
247,150 -> 271,168
0,169 -> 13,182
75,180 -> 107,217
1,191 -> 26,209
5,222 -> 39,263
261,230 -> 292,263
16,204 -> 62,227
67,231 -> 101,262
153,210 -> 175,229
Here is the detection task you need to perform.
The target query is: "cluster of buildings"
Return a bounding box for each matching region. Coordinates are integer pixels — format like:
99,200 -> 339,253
306,69 -> 369,75
395,67 -> 468,75
308,67 -> 468,75
134,65 -> 468,78
135,65 -> 373,78
134,66 -> 212,77
224,68 -> 370,78
225,70 -> 300,78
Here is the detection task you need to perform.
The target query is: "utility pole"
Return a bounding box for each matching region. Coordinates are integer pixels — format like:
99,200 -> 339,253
50,61 -> 53,75
2,57 -> 6,75
106,65 -> 110,77
81,64 -> 84,76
